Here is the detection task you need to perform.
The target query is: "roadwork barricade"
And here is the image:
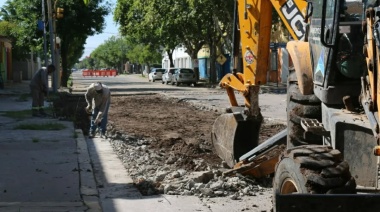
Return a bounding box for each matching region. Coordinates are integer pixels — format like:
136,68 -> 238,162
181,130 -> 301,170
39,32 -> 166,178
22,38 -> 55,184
82,69 -> 117,77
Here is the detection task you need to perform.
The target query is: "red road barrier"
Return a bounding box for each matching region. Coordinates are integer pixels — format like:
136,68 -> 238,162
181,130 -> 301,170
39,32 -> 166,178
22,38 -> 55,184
109,70 -> 117,76
82,70 -> 94,76
82,69 -> 117,77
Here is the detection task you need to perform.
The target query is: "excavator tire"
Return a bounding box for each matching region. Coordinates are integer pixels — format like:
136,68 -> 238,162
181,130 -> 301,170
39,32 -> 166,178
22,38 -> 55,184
287,69 -> 322,148
273,145 -> 356,208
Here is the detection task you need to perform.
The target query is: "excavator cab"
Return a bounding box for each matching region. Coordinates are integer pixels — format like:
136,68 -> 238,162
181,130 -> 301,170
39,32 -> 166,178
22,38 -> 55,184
311,0 -> 365,103
335,2 -> 365,79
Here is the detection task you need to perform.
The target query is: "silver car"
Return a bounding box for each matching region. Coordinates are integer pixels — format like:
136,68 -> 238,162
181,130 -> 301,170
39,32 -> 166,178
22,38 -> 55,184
162,68 -> 177,84
148,68 -> 165,82
172,68 -> 197,86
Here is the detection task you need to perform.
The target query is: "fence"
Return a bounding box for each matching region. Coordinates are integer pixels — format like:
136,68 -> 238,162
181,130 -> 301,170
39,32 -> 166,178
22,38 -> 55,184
82,69 -> 117,77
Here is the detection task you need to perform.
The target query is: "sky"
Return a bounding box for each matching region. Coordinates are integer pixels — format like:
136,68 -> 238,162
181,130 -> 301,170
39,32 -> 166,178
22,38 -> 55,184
0,0 -> 119,60
81,0 -> 119,60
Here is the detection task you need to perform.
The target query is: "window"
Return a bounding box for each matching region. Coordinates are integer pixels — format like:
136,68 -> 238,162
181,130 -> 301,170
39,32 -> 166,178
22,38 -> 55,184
180,69 -> 193,74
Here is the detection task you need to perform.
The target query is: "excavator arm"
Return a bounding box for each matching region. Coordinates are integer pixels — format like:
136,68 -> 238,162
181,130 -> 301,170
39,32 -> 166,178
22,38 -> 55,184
221,0 -> 309,111
212,0 -> 309,168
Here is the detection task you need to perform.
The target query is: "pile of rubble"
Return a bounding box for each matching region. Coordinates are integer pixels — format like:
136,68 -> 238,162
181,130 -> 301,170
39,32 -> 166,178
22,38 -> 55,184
107,132 -> 273,200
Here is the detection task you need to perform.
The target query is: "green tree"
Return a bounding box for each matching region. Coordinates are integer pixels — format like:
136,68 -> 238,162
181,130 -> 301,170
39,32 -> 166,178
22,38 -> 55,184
78,56 -> 96,69
114,0 -> 183,68
0,0 -> 110,87
180,0 -> 234,83
89,35 -> 162,73
0,0 -> 44,60
55,0 -> 110,87
114,0 -> 235,83
126,41 -> 162,67
91,36 -> 128,71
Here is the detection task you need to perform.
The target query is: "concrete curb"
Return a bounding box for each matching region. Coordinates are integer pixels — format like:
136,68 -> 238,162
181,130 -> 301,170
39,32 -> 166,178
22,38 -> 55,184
76,129 -> 102,211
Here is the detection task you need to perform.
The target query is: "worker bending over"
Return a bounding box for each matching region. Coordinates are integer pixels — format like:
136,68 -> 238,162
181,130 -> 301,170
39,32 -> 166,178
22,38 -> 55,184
29,64 -> 56,117
85,82 -> 111,138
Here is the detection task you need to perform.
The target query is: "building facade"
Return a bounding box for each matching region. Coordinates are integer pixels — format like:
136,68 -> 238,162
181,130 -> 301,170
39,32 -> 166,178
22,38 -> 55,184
162,45 -> 194,70
0,37 -> 12,87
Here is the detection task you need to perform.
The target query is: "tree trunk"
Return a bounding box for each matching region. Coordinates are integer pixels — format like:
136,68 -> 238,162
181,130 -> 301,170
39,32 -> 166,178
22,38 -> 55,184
209,44 -> 217,84
60,43 -> 69,88
167,50 -> 174,67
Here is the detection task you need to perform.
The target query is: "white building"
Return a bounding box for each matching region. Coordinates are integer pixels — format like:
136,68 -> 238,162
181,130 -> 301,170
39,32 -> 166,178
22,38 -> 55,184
162,45 -> 193,69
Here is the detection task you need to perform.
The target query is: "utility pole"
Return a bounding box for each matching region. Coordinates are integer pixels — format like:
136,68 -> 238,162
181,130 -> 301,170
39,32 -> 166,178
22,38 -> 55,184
42,0 -> 48,68
54,1 -> 64,89
46,0 -> 57,92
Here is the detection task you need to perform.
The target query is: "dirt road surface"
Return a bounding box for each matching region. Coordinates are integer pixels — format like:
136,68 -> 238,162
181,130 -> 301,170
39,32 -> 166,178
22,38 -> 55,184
108,94 -> 285,172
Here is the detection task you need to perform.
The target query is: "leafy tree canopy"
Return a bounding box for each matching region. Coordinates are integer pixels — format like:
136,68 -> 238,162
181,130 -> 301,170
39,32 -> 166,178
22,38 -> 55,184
0,0 -> 110,87
114,0 -> 234,82
87,35 -> 162,71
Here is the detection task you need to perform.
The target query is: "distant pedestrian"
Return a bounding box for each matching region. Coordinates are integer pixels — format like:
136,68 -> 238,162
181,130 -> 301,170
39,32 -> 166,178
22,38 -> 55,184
85,82 -> 111,138
29,64 -> 55,117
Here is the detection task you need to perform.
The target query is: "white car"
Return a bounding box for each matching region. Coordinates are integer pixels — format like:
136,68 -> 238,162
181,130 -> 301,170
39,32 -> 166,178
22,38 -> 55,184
148,68 -> 165,82
162,68 -> 177,84
172,68 -> 198,86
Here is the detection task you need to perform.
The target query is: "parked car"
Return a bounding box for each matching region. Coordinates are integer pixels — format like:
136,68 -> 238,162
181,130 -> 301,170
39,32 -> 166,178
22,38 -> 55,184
162,68 -> 177,84
148,68 -> 165,82
172,68 -> 197,86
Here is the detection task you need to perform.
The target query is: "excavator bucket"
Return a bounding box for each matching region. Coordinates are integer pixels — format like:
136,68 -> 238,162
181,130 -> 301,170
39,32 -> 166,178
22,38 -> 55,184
211,107 -> 262,168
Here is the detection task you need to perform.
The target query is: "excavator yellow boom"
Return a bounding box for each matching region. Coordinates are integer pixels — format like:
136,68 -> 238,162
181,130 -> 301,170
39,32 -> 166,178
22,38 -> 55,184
213,0 -> 308,168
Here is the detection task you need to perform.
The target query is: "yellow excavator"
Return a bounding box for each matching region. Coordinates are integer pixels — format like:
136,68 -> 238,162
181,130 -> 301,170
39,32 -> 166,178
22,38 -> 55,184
212,0 -> 380,211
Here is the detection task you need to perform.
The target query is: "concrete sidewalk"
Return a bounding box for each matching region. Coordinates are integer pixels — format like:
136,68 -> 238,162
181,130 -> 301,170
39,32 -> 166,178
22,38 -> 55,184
0,82 -> 100,211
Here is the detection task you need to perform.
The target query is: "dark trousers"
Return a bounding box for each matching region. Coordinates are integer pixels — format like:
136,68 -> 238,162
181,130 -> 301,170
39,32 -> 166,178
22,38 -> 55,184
90,101 -> 110,135
30,85 -> 45,113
